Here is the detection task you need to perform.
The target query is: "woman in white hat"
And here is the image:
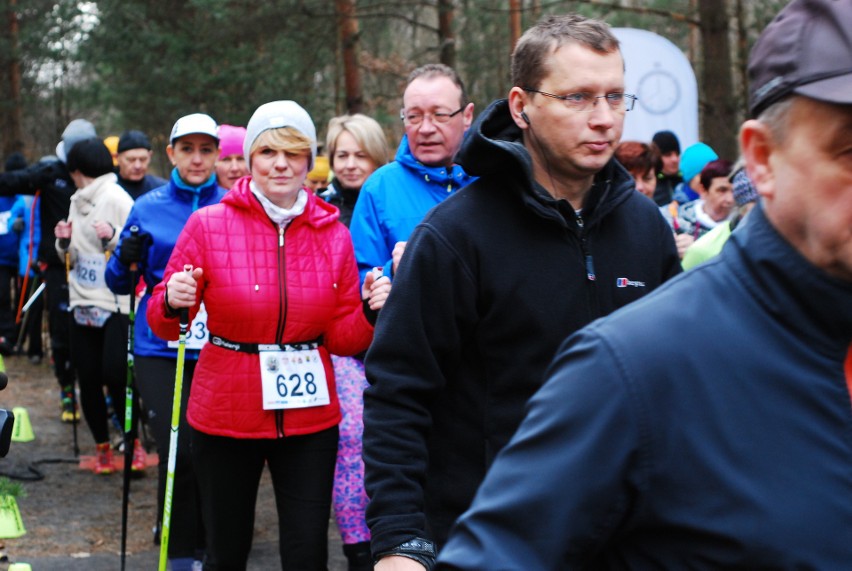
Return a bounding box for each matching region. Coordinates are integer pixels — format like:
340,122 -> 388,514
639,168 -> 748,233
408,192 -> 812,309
148,101 -> 388,569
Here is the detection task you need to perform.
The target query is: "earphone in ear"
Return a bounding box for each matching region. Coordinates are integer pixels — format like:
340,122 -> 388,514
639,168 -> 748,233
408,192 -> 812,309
520,110 -> 531,125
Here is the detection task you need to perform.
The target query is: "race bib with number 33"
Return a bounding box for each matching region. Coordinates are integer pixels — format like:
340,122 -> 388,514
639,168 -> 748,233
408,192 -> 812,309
260,348 -> 330,410
168,303 -> 209,350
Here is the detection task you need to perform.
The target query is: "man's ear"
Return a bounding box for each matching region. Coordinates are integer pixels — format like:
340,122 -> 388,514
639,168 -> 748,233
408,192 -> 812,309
166,145 -> 176,166
740,119 -> 775,200
508,87 -> 529,130
462,102 -> 475,130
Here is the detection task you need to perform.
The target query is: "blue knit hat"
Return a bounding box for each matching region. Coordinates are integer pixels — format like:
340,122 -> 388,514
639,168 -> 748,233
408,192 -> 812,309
680,142 -> 718,183
732,170 -> 759,206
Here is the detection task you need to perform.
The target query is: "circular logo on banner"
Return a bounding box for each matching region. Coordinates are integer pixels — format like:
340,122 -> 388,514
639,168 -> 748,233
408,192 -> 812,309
637,69 -> 681,115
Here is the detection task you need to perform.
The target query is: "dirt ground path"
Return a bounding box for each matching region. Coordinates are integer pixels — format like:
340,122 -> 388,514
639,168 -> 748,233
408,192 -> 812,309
0,354 -> 347,569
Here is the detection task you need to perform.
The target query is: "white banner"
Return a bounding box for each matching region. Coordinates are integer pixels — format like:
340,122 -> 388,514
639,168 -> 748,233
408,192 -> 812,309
614,27 -> 699,149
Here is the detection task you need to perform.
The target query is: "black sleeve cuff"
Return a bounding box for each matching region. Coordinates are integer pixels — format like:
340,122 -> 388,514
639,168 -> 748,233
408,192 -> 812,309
374,537 -> 436,570
362,298 -> 379,326
163,289 -> 179,318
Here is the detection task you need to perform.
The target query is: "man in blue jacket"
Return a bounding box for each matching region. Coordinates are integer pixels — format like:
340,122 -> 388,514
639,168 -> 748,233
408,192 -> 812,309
348,63 -> 476,282
363,14 -> 681,570
437,1 -> 852,568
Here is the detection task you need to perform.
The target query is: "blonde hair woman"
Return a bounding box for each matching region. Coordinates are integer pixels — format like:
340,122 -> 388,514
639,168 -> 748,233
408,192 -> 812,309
320,113 -> 389,226
149,101 -> 389,569
321,112 -> 390,570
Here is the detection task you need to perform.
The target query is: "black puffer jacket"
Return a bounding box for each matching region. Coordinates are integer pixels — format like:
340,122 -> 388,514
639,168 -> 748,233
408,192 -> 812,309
363,99 -> 682,554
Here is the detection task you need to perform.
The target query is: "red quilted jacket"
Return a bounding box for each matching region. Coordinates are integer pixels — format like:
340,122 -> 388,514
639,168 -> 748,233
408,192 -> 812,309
147,179 -> 373,438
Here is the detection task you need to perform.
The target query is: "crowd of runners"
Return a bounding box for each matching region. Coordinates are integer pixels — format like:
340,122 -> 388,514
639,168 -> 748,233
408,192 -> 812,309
1,1 -> 851,569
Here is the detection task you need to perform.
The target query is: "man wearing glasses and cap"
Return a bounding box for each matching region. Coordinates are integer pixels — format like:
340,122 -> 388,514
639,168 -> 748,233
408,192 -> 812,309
435,1 -> 852,568
363,14 -> 680,570
348,63 -> 477,283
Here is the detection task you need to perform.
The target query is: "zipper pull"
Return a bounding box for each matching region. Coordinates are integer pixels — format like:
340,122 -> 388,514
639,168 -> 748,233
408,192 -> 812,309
278,225 -> 284,247
585,254 -> 596,281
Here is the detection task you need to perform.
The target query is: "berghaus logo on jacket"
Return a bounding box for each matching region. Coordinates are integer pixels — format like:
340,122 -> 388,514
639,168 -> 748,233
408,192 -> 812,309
616,277 -> 646,288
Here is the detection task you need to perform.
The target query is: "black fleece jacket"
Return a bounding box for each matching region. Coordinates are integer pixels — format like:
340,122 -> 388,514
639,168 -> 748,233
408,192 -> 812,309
0,160 -> 75,268
363,99 -> 682,554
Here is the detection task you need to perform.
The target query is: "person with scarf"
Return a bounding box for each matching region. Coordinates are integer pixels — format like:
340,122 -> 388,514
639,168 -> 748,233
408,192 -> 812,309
148,101 -> 388,569
321,113 -> 390,570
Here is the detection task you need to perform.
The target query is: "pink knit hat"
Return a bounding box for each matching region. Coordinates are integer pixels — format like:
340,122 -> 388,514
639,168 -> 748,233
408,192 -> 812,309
218,124 -> 247,159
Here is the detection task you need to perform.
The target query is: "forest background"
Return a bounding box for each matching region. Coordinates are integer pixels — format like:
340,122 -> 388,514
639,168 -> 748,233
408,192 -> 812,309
0,0 -> 788,176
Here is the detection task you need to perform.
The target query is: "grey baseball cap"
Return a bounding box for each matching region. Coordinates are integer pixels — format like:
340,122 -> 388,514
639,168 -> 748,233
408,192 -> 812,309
749,0 -> 852,117
55,119 -> 97,163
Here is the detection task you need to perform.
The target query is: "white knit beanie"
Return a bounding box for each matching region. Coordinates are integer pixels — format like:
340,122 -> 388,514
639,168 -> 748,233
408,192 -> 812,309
243,101 -> 317,170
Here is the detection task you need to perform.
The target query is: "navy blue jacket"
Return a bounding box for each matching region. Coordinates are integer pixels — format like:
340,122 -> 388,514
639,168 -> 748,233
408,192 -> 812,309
363,99 -> 682,553
438,205 -> 852,570
105,172 -> 225,358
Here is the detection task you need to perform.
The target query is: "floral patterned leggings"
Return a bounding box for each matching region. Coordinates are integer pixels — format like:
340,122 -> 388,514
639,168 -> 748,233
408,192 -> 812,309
332,355 -> 371,544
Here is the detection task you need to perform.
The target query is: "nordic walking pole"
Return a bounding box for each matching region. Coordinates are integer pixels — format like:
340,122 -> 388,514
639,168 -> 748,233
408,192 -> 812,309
159,264 -> 193,571
13,280 -> 45,354
102,236 -> 111,261
59,234 -> 80,457
120,225 -> 139,571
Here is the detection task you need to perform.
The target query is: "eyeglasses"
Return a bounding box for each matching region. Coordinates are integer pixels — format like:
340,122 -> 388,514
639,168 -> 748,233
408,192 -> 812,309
522,88 -> 637,113
400,107 -> 465,126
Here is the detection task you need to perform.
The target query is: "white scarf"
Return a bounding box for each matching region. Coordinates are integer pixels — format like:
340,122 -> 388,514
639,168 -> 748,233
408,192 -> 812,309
250,181 -> 308,227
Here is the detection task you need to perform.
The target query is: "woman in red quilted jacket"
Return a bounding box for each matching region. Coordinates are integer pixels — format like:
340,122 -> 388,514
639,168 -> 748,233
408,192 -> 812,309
148,100 -> 389,570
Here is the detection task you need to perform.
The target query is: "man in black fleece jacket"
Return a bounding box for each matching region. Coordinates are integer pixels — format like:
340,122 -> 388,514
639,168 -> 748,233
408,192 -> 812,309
363,14 -> 681,570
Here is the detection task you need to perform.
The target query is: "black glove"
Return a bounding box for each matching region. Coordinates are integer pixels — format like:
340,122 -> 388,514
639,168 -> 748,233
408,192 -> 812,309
118,234 -> 145,266
11,217 -> 24,233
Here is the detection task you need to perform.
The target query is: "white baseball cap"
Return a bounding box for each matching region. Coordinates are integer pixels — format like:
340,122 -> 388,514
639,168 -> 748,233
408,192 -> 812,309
169,113 -> 219,145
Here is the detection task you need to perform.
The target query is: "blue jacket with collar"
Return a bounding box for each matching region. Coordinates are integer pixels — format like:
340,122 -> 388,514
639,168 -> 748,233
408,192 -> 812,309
105,172 -> 226,359
438,204 -> 852,570
348,135 -> 476,282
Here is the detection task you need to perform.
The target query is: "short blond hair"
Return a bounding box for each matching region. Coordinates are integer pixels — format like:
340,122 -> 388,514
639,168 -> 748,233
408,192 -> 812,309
326,114 -> 390,168
250,127 -> 313,159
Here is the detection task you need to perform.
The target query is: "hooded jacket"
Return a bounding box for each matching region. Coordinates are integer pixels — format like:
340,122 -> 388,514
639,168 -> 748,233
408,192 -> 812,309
147,177 -> 373,438
348,135 -> 476,281
363,99 -> 682,553
105,173 -> 226,359
55,172 -> 133,314
438,205 -> 852,569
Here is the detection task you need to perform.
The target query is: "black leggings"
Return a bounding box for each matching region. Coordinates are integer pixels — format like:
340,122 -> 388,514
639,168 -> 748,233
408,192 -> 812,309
192,425 -> 339,571
44,266 -> 74,389
70,312 -> 133,444
135,356 -> 203,558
